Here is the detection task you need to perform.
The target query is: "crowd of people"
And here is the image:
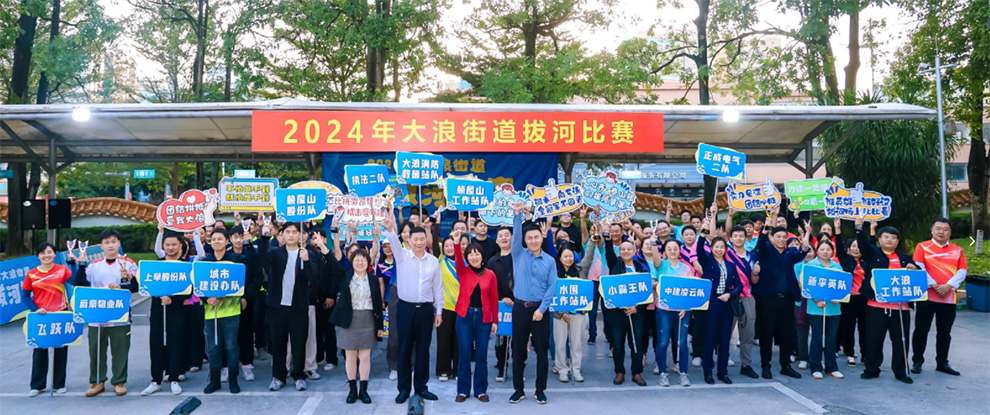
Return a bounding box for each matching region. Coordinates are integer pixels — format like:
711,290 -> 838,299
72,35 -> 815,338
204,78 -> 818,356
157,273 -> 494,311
20,200 -> 969,405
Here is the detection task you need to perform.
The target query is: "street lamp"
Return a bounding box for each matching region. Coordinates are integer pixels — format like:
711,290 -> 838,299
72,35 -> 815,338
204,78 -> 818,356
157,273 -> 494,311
71,106 -> 91,122
918,57 -> 958,218
722,108 -> 740,123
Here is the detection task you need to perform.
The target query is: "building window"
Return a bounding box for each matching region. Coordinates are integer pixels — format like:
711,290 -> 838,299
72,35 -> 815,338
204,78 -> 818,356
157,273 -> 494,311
947,163 -> 968,182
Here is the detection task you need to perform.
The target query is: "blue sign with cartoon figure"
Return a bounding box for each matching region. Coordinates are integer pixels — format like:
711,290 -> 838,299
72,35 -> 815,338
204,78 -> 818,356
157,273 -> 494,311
345,164 -> 390,197
799,264 -> 853,302
394,152 -> 444,186
71,287 -> 131,324
695,143 -> 746,180
600,272 -> 654,309
138,260 -> 193,297
872,269 -> 928,303
581,171 -> 635,216
549,279 -> 594,313
478,184 -> 528,226
444,176 -> 494,211
657,275 -> 711,311
25,312 -> 85,348
192,262 -> 246,298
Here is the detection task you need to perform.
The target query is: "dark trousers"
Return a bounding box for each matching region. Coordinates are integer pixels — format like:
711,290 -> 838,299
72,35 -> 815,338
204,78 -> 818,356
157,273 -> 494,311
838,294 -> 867,357
150,299 -> 186,383
206,316 -> 240,377
254,293 -> 268,351
690,310 -> 708,358
756,294 -> 796,370
315,304 -> 338,365
495,335 -> 510,375
456,308 -> 492,396
397,300 -> 435,394
385,289 -> 398,370
589,280 -> 601,342
268,306 -> 308,382
512,302 -> 549,393
605,307 -> 645,375
435,308 -> 458,377
185,303 -> 206,370
912,301 -> 956,367
809,315 -> 839,373
237,298 -> 255,365
703,300 -> 734,377
864,306 -> 910,377
31,347 -> 67,390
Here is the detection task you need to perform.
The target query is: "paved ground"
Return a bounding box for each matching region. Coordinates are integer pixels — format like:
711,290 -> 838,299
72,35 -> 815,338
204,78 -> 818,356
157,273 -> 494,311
0,298 -> 987,415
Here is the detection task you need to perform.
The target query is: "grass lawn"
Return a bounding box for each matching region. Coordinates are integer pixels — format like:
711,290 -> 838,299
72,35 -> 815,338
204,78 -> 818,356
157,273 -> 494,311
125,252 -> 160,261
952,238 -> 989,277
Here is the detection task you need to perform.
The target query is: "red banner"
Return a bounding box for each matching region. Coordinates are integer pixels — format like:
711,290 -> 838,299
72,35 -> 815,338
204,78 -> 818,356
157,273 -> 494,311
251,110 -> 663,153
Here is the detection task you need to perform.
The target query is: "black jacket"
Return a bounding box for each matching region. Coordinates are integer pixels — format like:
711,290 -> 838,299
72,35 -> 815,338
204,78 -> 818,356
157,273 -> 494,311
695,238 -> 743,300
855,229 -> 916,302
312,249 -> 344,305
258,237 -> 318,311
329,270 -> 384,337
487,253 -> 514,300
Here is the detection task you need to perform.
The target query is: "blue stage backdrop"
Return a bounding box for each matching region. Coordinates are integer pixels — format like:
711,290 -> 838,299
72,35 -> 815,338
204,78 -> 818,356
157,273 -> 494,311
322,152 -> 558,214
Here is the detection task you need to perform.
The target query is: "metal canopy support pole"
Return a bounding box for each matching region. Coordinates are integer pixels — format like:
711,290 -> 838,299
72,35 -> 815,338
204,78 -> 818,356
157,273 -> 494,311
805,138 -> 814,179
48,135 -> 56,244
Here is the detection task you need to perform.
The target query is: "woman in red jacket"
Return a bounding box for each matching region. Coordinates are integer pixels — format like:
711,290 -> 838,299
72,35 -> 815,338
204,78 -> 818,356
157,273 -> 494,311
451,229 -> 499,403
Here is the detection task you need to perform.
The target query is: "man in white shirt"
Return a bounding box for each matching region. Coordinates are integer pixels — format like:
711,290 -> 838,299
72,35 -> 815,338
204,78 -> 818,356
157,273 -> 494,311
384,212 -> 443,404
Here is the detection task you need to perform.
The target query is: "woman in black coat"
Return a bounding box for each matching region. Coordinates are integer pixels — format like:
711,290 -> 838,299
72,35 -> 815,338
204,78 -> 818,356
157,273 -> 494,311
602,237 -> 651,387
329,248 -> 384,404
694,235 -> 743,385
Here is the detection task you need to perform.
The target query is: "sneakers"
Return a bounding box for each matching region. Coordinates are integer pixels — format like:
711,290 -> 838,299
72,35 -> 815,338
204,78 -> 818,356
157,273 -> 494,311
780,367 -> 802,379
728,359 -> 736,367
691,357 -> 702,367
847,356 -> 857,367
85,383 -> 105,397
798,360 -> 808,370
306,370 -> 321,380
189,366 -> 201,373
659,373 -> 670,387
295,379 -> 307,391
323,363 -> 336,371
508,391 -> 526,403
679,373 -> 691,387
54,388 -> 67,394
170,382 -> 183,395
535,391 -> 548,404
221,368 -> 229,383
141,382 -> 161,396
242,365 -> 255,382
388,370 -> 398,381
829,371 -> 845,379
113,384 -> 128,396
558,370 -> 569,383
495,368 -> 505,383
177,374 -> 187,381
28,389 -> 42,397
439,374 -> 449,382
812,371 -> 824,380
653,363 -> 660,374
761,367 -> 773,379
573,370 -> 584,383
740,366 -> 759,379
269,378 -> 284,391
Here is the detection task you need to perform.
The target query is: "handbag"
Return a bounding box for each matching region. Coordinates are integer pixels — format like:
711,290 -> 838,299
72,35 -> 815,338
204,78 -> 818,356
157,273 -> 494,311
730,297 -> 745,325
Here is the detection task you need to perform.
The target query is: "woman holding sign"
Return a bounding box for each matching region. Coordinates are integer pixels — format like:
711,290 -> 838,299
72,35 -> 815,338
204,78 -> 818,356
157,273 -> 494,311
330,245 -> 384,404
450,229 -> 500,402
694,216 -> 744,385
22,243 -> 73,396
654,239 -> 701,387
602,235 -> 650,387
794,238 -> 845,380
199,229 -> 246,394
552,243 -> 597,384
435,236 -> 461,382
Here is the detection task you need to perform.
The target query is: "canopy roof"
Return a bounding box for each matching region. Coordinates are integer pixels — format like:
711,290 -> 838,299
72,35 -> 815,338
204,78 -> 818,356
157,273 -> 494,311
0,99 -> 935,165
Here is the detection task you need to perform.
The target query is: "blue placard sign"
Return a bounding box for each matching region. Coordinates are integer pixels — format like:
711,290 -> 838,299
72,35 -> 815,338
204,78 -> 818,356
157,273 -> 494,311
657,275 -> 711,311
344,164 -> 390,197
275,188 -> 328,222
872,268 -> 928,303
25,311 -> 86,348
192,261 -> 246,298
695,143 -> 746,180
71,287 -> 131,324
600,272 -> 654,309
138,260 -> 193,297
549,279 -> 594,313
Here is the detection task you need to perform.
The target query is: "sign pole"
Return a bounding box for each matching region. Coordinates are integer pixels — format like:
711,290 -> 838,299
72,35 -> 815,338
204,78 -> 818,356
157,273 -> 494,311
897,307 -> 910,375
97,326 -> 102,386
49,347 -> 54,397
627,314 -> 637,355
417,186 -> 423,223
163,303 -> 167,347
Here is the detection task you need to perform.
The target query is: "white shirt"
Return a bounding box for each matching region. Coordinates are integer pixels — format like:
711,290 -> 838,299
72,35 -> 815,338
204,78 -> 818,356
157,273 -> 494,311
82,256 -> 138,327
385,231 -> 443,315
281,248 -> 299,306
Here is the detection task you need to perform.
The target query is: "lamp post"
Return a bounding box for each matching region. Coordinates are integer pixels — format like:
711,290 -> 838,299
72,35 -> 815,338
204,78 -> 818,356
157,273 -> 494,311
919,57 -> 958,218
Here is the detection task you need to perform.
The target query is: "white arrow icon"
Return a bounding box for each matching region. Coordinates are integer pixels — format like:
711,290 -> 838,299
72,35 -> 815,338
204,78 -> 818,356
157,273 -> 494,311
971,237 -> 976,246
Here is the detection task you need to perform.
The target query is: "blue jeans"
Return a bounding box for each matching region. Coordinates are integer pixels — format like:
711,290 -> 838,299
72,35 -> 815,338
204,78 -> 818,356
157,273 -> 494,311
656,310 -> 691,374
455,308 -> 491,396
809,314 -> 840,373
206,316 -> 240,376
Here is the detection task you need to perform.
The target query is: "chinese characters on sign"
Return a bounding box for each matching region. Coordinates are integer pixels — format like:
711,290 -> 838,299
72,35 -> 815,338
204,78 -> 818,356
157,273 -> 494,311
581,171 -> 636,223
799,265 -> 853,302
656,275 -> 711,311
25,312 -> 85,349
443,176 -> 494,211
549,279 -> 594,313
785,177 -> 841,212
156,189 -> 219,232
478,184 -> 528,226
218,177 -> 278,212
71,287 -> 132,324
496,302 -> 513,336
394,151 -> 445,186
695,143 -> 746,180
344,164 -> 390,197
524,179 -> 583,219
0,255 -> 35,324
725,179 -> 782,212
252,111 -> 664,153
191,261 -> 246,298
871,269 -> 928,303
331,194 -> 393,224
275,188 -> 328,223
823,179 -> 892,221
600,272 -> 654,309
138,260 -> 193,297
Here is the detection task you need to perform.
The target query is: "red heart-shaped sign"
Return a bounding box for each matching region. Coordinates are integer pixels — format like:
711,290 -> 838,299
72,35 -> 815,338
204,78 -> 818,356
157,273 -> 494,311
156,189 -> 216,231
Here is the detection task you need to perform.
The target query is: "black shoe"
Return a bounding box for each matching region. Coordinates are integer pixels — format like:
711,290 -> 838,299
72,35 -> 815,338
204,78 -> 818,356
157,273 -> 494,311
936,365 -> 960,376
535,391 -> 547,404
229,377 -> 240,394
394,391 -> 410,404
509,390 -> 526,403
860,370 -> 880,379
358,381 -> 371,404
418,390 -> 438,401
761,367 -> 773,379
780,367 -> 802,379
588,338 -> 596,345
740,366 -> 759,379
718,375 -> 733,384
704,374 -> 715,384
895,375 -> 914,384
203,368 -> 221,394
911,362 -> 923,374
346,380 -> 358,404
